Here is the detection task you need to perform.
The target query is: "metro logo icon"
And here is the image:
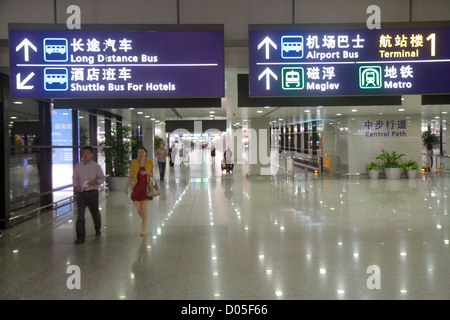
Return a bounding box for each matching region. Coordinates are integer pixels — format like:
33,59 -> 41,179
281,36 -> 304,59
359,66 -> 382,89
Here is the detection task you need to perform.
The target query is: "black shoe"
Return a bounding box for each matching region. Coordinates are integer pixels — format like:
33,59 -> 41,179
74,237 -> 85,245
95,230 -> 101,237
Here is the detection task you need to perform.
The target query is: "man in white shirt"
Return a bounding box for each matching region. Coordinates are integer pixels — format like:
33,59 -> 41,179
73,146 -> 106,244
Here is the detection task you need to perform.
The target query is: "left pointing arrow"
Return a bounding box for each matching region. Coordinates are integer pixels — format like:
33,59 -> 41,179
16,38 -> 37,62
16,72 -> 35,90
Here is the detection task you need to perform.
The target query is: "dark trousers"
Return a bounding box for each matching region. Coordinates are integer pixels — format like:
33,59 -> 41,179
158,161 -> 166,180
76,190 -> 101,238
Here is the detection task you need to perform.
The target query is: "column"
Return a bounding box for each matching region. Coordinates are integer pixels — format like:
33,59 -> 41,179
247,118 -> 272,176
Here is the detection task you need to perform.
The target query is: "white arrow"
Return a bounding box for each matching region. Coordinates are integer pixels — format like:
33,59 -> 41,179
16,38 -> 37,62
258,67 -> 278,90
257,36 -> 277,59
16,72 -> 35,90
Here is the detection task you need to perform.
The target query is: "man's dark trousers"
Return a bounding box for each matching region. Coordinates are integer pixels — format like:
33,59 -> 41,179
76,190 -> 101,238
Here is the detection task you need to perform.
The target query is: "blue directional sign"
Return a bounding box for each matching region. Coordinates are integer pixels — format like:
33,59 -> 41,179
249,24 -> 450,96
9,25 -> 224,98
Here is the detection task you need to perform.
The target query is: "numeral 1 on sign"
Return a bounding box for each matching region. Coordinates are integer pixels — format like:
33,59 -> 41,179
426,33 -> 436,57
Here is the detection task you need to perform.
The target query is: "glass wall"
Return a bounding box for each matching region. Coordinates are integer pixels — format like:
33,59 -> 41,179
8,99 -> 41,210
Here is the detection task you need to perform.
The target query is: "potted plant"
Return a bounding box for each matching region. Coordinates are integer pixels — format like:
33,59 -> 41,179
422,128 -> 439,171
366,162 -> 381,179
404,159 -> 419,179
104,124 -> 132,191
376,150 -> 405,179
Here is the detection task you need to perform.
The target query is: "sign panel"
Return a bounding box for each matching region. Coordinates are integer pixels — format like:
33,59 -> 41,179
249,24 -> 450,96
9,27 -> 224,98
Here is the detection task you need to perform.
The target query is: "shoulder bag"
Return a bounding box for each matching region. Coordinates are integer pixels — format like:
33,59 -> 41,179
147,176 -> 160,197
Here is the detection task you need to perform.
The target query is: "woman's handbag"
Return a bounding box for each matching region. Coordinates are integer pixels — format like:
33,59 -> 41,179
147,176 -> 160,197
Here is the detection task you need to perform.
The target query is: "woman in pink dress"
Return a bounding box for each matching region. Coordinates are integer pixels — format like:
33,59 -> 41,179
125,147 -> 154,236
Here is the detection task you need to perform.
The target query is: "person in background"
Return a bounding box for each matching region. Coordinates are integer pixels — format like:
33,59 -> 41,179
211,145 -> 216,164
73,146 -> 106,245
169,143 -> 175,168
155,143 -> 168,180
125,146 -> 154,237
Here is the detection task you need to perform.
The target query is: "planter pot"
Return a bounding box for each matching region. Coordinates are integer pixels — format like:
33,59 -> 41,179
367,169 -> 380,179
405,169 -> 418,179
107,176 -> 129,192
383,167 -> 402,179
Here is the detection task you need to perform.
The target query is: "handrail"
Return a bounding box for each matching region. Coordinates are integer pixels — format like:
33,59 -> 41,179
9,194 -> 76,227
8,184 -> 76,227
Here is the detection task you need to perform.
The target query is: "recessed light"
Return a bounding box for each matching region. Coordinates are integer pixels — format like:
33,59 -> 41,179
145,115 -> 150,118
150,118 -> 155,121
257,110 -> 263,113
351,109 -> 357,112
137,111 -> 143,114
398,108 -> 405,112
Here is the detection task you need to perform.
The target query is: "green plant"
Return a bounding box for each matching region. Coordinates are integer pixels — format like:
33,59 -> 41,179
422,129 -> 439,151
131,135 -> 144,159
404,160 -> 419,171
104,125 -> 131,177
154,135 -> 165,148
375,150 -> 405,168
366,162 -> 380,171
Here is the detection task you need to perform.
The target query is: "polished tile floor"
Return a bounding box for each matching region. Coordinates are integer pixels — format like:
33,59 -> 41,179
1,159 -> 449,300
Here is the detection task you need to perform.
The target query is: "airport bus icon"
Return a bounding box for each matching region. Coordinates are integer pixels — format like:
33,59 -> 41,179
281,36 -> 304,59
282,67 -> 304,90
43,38 -> 68,62
44,68 -> 68,91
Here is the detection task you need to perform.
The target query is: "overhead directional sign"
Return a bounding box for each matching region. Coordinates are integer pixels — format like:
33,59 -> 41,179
249,23 -> 450,96
9,25 -> 224,98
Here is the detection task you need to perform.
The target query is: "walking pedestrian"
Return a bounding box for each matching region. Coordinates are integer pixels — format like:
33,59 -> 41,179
73,146 -> 106,244
125,147 -> 154,236
155,143 -> 168,180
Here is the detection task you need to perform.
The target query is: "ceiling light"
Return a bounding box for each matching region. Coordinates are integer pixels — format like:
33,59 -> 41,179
264,106 -> 270,108
145,115 -> 150,118
150,118 -> 155,121
13,101 -> 23,104
11,116 -> 17,119
398,108 -> 405,111
279,118 -> 283,121
336,113 -> 341,116
257,110 -> 263,113
351,109 -> 357,112
209,111 -> 215,114
137,111 -> 143,114
304,110 -> 310,113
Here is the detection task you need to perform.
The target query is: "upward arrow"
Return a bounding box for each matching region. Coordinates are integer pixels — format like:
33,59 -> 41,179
258,67 -> 278,90
16,38 -> 37,62
257,36 -> 277,60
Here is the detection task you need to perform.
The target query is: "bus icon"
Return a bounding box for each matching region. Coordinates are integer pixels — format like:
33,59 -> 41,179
281,36 -> 304,59
282,67 -> 304,90
44,68 -> 68,91
43,38 -> 68,62
359,66 -> 382,89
